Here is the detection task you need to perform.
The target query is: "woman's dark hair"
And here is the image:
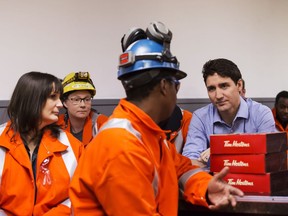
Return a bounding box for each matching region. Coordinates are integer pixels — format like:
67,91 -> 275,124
202,58 -> 242,85
7,71 -> 63,141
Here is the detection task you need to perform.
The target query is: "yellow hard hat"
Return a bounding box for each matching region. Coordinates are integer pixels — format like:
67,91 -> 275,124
62,72 -> 96,96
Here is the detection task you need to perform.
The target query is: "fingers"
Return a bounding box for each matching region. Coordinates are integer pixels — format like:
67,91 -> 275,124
213,166 -> 230,180
229,194 -> 238,207
208,173 -> 244,210
223,185 -> 244,207
208,194 -> 230,210
208,186 -> 244,210
213,167 -> 244,197
208,166 -> 244,210
229,185 -> 244,197
208,194 -> 236,210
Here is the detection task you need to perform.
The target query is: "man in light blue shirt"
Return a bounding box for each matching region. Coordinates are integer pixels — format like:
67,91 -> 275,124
182,58 -> 276,167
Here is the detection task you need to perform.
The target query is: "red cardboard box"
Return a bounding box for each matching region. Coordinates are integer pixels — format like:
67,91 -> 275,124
210,132 -> 287,154
210,151 -> 287,174
223,171 -> 288,195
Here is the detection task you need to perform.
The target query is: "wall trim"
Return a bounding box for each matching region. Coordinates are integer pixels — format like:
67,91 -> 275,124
0,97 -> 275,120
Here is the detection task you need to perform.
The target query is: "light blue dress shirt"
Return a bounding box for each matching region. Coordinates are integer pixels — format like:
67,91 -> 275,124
182,97 -> 277,160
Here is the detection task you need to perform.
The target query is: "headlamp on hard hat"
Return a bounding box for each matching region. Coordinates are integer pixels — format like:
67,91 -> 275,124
62,72 -> 94,88
119,51 -> 178,68
62,71 -> 96,96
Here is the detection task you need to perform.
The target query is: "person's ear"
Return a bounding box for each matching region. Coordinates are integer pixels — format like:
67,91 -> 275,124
63,100 -> 68,108
159,78 -> 169,95
237,79 -> 243,91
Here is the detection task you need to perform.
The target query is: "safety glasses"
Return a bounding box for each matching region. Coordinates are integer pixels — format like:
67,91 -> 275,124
164,76 -> 180,93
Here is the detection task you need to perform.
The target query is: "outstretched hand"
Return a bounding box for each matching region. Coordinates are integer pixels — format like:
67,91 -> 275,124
207,167 -> 244,210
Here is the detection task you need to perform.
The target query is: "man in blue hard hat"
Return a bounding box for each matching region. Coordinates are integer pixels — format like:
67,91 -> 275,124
70,21 -> 243,215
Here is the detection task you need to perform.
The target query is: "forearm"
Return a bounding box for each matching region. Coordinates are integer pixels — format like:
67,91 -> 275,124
182,116 -> 209,159
182,135 -> 208,160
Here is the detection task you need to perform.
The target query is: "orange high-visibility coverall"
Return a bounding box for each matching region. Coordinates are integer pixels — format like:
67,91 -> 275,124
0,122 -> 83,216
272,108 -> 288,165
169,109 -> 193,153
69,99 -> 212,216
58,111 -> 108,146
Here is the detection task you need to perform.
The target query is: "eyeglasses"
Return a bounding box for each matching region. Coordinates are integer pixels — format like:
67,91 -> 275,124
165,76 -> 180,92
68,97 -> 92,105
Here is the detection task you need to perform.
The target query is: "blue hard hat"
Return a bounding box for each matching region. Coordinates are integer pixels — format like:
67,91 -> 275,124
117,39 -> 187,80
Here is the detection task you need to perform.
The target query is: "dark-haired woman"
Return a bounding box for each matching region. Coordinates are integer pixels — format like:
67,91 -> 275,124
0,71 -> 83,215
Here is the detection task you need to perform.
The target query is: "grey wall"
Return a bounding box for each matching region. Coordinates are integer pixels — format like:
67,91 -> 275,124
0,98 -> 275,125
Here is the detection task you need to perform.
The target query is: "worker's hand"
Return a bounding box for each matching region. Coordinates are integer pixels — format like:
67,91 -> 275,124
199,148 -> 210,163
207,167 -> 244,210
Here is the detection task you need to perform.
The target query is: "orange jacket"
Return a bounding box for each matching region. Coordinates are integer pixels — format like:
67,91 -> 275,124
58,111 -> 108,146
272,108 -> 288,132
0,122 -> 83,216
169,109 -> 192,153
69,99 -> 212,216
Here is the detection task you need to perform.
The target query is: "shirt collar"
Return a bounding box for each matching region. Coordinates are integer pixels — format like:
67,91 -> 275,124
213,96 -> 249,124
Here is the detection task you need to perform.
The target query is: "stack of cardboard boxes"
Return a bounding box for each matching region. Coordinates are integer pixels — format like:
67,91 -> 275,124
210,132 -> 288,195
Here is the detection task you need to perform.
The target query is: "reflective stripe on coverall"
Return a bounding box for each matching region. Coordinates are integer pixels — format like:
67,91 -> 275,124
100,118 -> 205,198
100,118 -> 161,198
69,99 -> 212,216
169,109 -> 192,153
